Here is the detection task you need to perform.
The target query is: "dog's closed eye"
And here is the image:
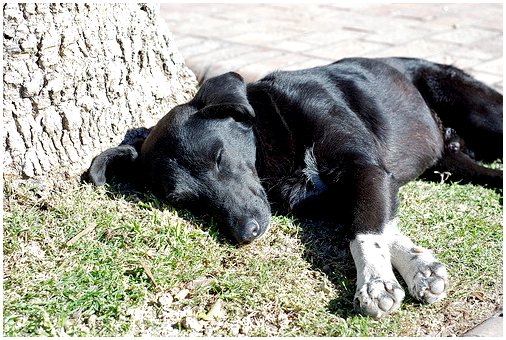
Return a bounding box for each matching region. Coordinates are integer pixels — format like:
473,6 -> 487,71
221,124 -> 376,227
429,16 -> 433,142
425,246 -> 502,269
207,141 -> 224,171
215,147 -> 223,170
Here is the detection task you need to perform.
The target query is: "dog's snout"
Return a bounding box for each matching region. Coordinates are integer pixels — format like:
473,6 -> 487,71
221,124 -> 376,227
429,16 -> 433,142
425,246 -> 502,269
237,219 -> 261,244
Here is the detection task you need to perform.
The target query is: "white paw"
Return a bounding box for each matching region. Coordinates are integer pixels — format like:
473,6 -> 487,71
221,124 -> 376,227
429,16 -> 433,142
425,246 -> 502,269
410,262 -> 448,304
354,278 -> 405,319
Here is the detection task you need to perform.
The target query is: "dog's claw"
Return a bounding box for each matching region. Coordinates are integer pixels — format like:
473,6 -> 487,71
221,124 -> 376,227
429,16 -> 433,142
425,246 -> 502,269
354,279 -> 405,319
411,262 -> 448,304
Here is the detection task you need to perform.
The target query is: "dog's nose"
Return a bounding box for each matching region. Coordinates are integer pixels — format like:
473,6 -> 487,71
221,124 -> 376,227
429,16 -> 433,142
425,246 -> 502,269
238,219 -> 261,244
246,219 -> 260,237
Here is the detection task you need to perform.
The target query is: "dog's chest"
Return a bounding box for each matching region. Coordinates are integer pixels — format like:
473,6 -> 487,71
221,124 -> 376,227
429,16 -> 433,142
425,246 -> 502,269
302,146 -> 327,193
279,146 -> 328,209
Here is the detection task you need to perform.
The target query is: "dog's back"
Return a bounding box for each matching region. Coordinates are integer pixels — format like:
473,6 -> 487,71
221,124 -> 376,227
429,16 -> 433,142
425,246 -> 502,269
380,57 -> 503,162
249,57 -> 502,196
248,58 -> 444,204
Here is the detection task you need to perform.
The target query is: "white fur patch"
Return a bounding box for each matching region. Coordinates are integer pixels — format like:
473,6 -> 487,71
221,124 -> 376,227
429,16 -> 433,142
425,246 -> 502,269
350,232 -> 405,318
385,219 -> 448,303
303,146 -> 327,194
350,233 -> 394,287
350,219 -> 448,317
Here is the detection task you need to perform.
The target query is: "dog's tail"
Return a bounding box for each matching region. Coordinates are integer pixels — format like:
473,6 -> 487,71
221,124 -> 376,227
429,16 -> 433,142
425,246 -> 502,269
383,57 -> 503,163
85,127 -> 150,186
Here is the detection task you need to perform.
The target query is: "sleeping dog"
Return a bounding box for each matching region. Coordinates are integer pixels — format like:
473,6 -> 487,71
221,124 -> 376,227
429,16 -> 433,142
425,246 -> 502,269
88,57 -> 502,318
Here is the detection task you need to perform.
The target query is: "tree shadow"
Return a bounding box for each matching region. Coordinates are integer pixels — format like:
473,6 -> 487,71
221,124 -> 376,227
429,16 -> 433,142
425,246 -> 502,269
81,127 -> 361,318
82,178 -> 241,249
88,175 -> 360,318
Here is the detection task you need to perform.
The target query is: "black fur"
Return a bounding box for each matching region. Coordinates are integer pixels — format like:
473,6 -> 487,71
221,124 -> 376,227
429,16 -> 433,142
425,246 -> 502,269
87,57 -> 502,243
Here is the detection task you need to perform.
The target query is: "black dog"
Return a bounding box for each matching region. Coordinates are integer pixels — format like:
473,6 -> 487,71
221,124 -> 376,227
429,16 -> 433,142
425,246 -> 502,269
88,57 -> 502,318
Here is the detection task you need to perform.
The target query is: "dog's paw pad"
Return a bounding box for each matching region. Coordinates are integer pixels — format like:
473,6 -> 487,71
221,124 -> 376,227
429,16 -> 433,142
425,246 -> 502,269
354,279 -> 405,318
411,262 -> 448,304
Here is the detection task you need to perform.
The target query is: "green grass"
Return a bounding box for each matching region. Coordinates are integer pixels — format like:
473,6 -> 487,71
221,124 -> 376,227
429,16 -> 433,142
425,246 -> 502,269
2,175 -> 502,336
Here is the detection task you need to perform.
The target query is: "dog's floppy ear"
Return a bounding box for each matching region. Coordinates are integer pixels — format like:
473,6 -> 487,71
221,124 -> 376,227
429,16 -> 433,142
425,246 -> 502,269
192,72 -> 255,122
87,145 -> 139,185
86,127 -> 150,186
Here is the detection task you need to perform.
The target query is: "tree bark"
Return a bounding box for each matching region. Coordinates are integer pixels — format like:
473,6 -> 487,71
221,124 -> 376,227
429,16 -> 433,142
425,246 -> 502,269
3,3 -> 197,181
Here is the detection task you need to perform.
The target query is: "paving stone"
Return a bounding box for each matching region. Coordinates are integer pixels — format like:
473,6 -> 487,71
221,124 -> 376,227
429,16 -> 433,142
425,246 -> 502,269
463,309 -> 503,337
432,26 -> 501,45
365,26 -> 432,45
172,36 -> 207,49
160,2 -> 502,94
161,3 -> 502,86
192,63 -> 248,83
235,63 -> 276,82
175,39 -> 224,59
472,58 -> 503,76
353,3 -> 443,21
190,45 -> 258,64
283,56 -> 336,71
468,71 -> 503,89
166,17 -> 232,37
466,38 -> 503,59
426,54 -> 484,70
185,56 -> 251,83
272,40 -> 317,53
371,39 -> 461,59
208,22 -> 268,38
305,40 -> 390,60
295,29 -> 368,45
225,30 -> 300,46
247,52 -> 313,71
451,44 -> 502,62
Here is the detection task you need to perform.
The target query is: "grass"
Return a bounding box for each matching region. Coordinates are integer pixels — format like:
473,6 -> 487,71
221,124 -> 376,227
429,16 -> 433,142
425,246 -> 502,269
2,173 -> 503,336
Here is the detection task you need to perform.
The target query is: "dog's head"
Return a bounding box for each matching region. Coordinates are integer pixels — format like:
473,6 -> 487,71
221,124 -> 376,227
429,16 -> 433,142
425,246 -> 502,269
139,72 -> 271,244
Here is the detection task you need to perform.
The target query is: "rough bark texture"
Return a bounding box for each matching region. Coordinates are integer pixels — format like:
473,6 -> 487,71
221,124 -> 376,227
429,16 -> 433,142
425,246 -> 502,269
3,3 -> 197,181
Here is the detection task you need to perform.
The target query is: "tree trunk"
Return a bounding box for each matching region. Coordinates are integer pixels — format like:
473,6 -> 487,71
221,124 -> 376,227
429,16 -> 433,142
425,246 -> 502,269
3,3 -> 197,182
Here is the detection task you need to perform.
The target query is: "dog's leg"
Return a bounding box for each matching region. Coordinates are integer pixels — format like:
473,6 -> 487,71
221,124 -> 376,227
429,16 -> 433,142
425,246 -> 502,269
415,60 -> 502,162
350,231 -> 405,318
386,219 -> 449,304
426,151 -> 503,190
347,166 -> 406,318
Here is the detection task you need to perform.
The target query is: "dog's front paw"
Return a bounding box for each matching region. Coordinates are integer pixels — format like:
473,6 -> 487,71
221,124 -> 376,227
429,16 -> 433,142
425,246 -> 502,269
354,279 -> 405,318
410,262 -> 448,304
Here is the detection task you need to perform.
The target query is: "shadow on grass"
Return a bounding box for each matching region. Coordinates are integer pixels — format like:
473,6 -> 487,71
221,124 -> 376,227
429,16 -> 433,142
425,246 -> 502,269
82,163 -> 361,319
293,217 -> 358,318
82,172 -> 242,249
82,159 -> 361,320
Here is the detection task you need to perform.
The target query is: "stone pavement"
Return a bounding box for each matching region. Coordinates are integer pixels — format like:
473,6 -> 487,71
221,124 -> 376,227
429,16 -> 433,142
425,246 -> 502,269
463,307 -> 503,337
160,3 -> 502,92
159,3 -> 503,337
